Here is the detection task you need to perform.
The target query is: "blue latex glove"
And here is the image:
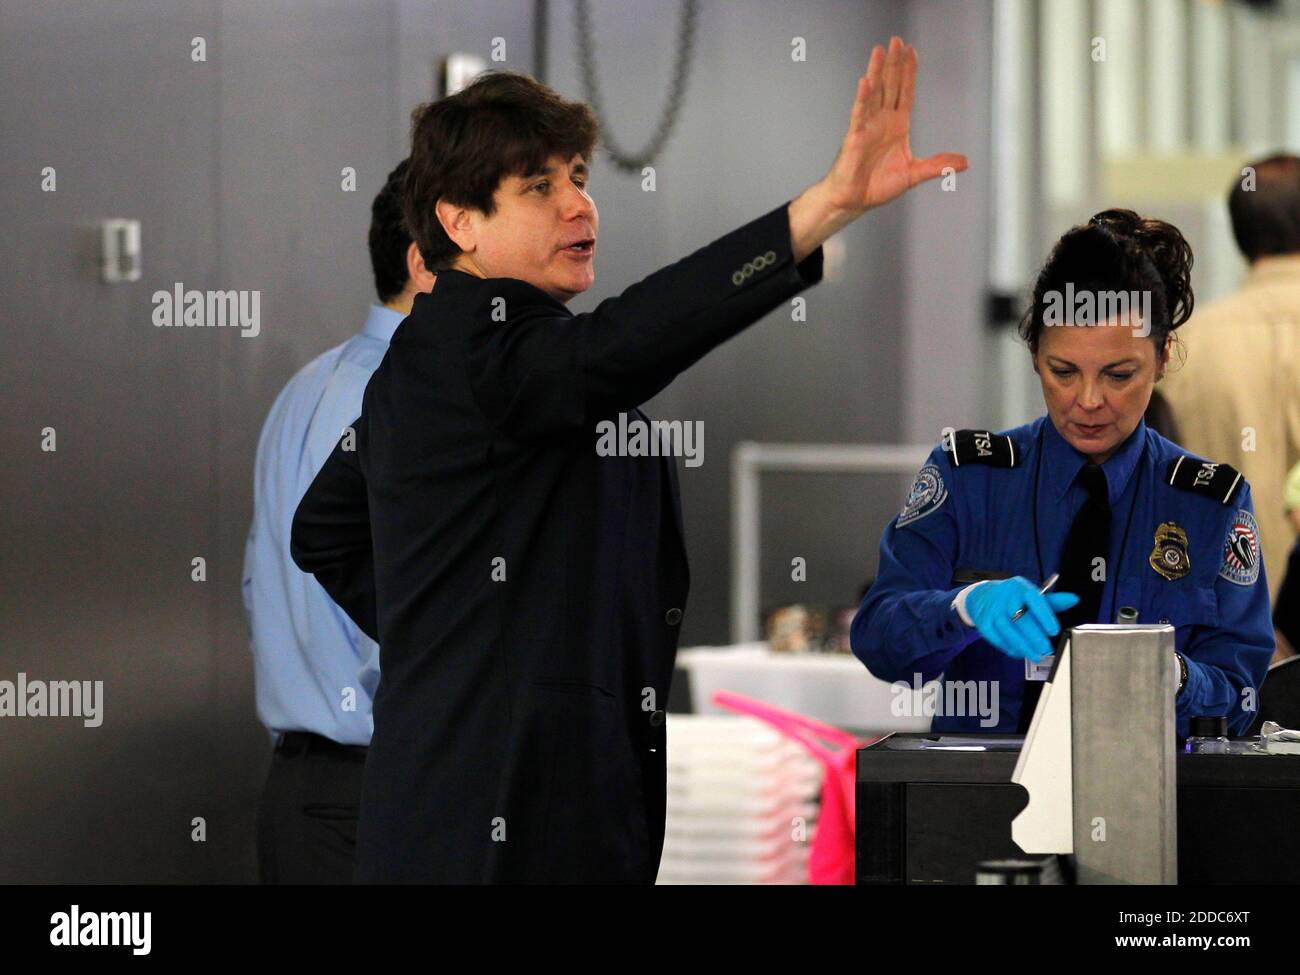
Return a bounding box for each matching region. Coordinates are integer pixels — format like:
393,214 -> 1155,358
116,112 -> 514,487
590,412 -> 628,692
964,577 -> 1081,662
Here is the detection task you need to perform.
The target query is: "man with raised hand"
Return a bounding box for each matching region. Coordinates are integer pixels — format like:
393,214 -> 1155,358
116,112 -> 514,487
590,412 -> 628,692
292,38 -> 965,883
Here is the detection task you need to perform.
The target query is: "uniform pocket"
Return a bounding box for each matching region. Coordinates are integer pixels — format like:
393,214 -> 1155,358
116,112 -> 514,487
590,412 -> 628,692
1142,583 -> 1219,633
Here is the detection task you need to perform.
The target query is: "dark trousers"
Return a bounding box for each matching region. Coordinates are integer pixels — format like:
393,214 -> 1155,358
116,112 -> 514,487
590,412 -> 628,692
257,732 -> 368,884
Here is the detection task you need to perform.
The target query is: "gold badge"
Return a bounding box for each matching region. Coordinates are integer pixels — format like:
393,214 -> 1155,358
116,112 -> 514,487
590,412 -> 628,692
1149,522 -> 1191,580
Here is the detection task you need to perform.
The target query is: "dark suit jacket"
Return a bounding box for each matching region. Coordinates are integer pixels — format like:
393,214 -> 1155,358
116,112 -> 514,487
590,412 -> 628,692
291,202 -> 823,882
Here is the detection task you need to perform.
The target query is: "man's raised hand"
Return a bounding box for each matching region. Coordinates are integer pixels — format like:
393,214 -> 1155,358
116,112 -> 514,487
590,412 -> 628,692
788,37 -> 969,263
824,36 -> 969,215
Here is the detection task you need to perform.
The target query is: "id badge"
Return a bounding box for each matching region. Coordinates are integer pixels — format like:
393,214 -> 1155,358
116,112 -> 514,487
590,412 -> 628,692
1024,656 -> 1054,682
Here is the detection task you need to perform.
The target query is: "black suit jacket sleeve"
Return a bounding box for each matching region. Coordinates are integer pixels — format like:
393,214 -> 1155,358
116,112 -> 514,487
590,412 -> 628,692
289,421 -> 379,642
466,201 -> 824,438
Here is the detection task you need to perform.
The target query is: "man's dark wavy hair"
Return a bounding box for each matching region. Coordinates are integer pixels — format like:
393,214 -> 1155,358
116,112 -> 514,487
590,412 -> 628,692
403,71 -> 599,271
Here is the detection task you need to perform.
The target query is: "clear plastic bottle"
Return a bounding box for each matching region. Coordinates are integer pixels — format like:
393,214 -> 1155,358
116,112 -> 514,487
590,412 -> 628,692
1186,715 -> 1229,754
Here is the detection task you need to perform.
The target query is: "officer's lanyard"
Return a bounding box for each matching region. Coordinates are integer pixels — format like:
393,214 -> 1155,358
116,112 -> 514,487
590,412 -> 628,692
1030,420 -> 1144,626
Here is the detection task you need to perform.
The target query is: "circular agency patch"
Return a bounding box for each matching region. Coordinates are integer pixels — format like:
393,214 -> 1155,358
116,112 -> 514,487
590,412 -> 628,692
1219,508 -> 1261,586
897,464 -> 948,528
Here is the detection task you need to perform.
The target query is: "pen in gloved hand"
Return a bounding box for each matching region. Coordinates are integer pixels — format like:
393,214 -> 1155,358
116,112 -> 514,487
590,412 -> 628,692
1010,573 -> 1059,623
962,574 -> 1079,662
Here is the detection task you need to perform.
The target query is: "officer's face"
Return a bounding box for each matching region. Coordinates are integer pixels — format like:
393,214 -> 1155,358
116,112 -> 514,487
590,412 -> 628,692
1034,316 -> 1170,464
439,153 -> 598,303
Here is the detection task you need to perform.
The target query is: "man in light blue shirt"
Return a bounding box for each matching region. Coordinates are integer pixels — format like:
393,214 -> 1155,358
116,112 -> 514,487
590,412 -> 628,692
243,159 -> 434,883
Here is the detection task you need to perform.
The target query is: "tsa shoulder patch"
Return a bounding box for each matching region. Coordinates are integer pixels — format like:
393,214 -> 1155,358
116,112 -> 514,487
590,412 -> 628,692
897,464 -> 949,528
1219,508 -> 1261,586
942,429 -> 1017,468
1166,456 -> 1244,505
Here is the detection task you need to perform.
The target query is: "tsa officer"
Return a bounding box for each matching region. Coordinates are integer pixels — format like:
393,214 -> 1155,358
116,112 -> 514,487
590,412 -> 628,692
851,210 -> 1274,736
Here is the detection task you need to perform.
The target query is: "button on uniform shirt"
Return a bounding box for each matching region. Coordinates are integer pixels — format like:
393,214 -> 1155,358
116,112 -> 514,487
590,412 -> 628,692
243,304 -> 404,745
1161,254 -> 1300,602
851,416 -> 1274,736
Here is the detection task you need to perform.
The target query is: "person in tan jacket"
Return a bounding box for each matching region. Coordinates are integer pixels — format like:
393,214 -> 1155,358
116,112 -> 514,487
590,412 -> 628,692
1162,155 -> 1300,624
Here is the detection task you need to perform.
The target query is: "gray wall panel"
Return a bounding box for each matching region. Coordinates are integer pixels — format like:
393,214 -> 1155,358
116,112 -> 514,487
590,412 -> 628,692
1,0 -> 225,882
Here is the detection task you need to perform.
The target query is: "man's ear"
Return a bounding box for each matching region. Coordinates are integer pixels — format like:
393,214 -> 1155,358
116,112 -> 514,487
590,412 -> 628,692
435,198 -> 475,253
406,241 -> 436,293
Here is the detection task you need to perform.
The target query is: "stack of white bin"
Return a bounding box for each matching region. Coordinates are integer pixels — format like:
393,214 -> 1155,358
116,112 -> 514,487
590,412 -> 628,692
655,714 -> 823,884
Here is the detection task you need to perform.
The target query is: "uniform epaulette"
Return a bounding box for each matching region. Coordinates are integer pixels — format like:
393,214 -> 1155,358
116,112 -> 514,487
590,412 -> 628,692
1166,456 -> 1243,505
942,429 -> 1018,468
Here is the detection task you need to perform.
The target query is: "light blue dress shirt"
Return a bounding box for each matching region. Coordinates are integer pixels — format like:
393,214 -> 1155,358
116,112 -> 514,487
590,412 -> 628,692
243,304 -> 405,745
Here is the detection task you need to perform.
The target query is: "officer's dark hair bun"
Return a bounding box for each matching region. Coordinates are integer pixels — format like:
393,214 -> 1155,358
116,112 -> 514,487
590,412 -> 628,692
1019,208 -> 1194,353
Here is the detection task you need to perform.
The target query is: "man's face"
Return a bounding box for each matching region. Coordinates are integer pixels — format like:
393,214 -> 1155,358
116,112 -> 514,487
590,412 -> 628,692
457,152 -> 598,303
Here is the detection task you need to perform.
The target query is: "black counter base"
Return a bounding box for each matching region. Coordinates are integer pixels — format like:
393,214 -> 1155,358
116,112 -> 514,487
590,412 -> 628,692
856,733 -> 1300,885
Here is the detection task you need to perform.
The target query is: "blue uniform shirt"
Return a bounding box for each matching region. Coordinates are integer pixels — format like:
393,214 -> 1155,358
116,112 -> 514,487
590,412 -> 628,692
242,304 -> 404,745
851,416 -> 1273,736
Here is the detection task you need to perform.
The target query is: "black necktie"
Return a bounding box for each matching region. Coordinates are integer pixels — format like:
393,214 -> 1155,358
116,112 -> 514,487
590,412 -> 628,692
1017,463 -> 1111,733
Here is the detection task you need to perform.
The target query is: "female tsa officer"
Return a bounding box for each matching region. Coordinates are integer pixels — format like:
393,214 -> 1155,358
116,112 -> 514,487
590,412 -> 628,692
851,210 -> 1273,736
